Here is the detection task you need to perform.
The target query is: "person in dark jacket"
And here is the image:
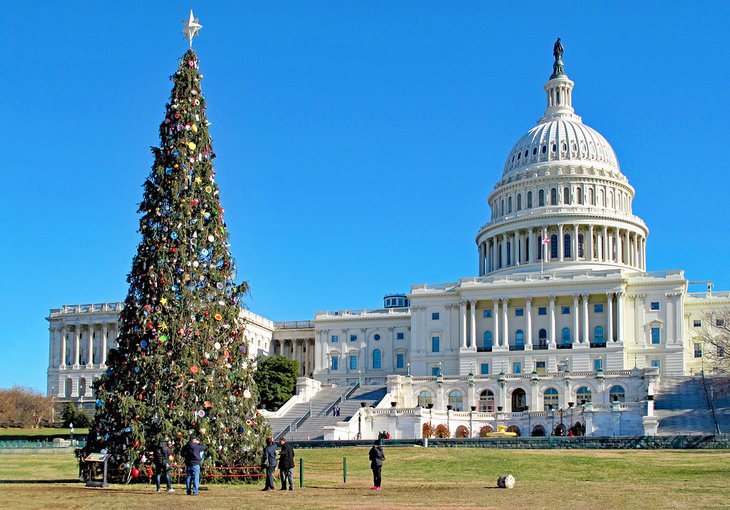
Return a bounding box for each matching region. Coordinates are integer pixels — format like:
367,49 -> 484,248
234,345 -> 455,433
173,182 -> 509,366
368,439 -> 385,490
261,436 -> 278,491
153,438 -> 174,492
278,437 -> 295,490
182,437 -> 207,496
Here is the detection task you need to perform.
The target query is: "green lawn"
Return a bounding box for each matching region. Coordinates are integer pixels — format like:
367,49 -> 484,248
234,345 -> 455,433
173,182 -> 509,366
0,427 -> 88,437
1,447 -> 729,509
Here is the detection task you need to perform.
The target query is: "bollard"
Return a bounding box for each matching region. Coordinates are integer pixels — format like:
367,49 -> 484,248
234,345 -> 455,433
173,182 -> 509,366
299,457 -> 304,488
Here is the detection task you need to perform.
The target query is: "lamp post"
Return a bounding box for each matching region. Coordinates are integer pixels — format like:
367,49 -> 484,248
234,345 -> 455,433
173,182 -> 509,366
358,402 -> 366,440
406,362 -> 411,377
548,405 -> 554,440
358,370 -> 362,387
568,402 -> 575,435
525,406 -> 531,437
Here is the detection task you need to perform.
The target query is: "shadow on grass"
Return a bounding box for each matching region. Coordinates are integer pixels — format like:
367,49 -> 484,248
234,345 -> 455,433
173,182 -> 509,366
0,479 -> 81,484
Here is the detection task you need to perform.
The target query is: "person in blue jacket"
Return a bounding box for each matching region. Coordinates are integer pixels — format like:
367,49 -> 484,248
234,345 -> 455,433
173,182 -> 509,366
182,437 -> 207,496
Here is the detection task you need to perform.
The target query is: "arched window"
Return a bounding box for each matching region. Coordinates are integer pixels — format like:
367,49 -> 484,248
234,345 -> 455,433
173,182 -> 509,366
479,389 -> 495,412
372,349 -> 382,369
594,326 -> 604,345
563,187 -> 570,204
608,191 -> 614,209
544,387 -> 559,410
550,188 -> 558,205
525,237 -> 529,261
599,189 -> 605,207
537,234 -> 542,260
564,234 -> 571,258
588,188 -> 595,205
418,391 -> 433,408
483,331 -> 493,351
527,191 -> 533,208
448,390 -> 464,411
508,196 -> 513,213
539,189 -> 545,207
517,194 -> 522,211
550,235 -> 558,259
561,327 -> 571,347
500,199 -> 504,216
610,385 -> 626,402
576,386 -> 592,403
538,328 -> 547,349
578,234 -> 584,258
577,188 -> 583,205
515,330 -> 524,350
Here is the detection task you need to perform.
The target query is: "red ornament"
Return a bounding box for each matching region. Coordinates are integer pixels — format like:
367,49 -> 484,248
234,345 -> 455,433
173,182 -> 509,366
190,366 -> 199,374
132,467 -> 139,478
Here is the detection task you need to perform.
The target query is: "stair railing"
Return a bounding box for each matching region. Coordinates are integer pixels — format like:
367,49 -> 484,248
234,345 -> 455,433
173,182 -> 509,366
700,370 -> 721,435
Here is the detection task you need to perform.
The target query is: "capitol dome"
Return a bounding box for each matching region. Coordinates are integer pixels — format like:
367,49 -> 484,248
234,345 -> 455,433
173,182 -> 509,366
475,44 -> 648,277
502,118 -> 619,179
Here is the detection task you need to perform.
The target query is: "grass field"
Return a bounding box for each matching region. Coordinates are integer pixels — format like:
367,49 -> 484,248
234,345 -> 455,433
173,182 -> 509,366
1,447 -> 729,510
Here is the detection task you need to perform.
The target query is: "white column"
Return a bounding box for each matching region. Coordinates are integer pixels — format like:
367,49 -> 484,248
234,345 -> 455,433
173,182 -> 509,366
87,324 -> 94,366
48,326 -> 56,369
469,300 -> 477,349
573,224 -> 579,260
582,294 -> 589,344
588,225 -> 594,261
502,299 -> 510,349
572,295 -> 580,346
102,323 -> 109,365
525,297 -> 533,349
602,225 -> 608,261
614,229 -> 620,263
74,324 -> 81,367
500,235 -> 506,269
624,230 -> 630,265
493,299 -> 500,347
549,296 -> 556,348
60,326 -> 67,367
516,232 -> 522,266
558,224 -> 564,261
616,292 -> 624,343
529,229 -> 536,264
460,301 -> 467,349
674,293 -> 684,346
607,293 -> 615,343
490,239 -> 496,272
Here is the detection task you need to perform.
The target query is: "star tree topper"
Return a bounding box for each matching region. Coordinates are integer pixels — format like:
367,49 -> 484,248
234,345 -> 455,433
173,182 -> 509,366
182,10 -> 203,48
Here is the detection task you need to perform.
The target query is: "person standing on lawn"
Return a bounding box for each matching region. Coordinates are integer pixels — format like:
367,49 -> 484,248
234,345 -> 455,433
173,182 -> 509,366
278,437 -> 295,490
368,438 -> 385,490
154,438 -> 175,493
182,437 -> 206,496
261,436 -> 277,491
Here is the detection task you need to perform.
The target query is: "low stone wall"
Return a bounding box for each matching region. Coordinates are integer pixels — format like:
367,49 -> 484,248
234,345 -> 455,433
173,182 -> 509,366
291,435 -> 730,450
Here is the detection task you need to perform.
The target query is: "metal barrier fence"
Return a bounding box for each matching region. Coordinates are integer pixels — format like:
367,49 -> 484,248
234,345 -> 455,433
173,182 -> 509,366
299,456 -> 347,487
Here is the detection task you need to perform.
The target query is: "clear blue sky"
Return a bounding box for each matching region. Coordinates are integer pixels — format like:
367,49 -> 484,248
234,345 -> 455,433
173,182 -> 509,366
2,2 -> 729,392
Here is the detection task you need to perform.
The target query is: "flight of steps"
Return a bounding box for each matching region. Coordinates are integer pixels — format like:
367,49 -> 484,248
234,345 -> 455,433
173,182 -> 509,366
654,376 -> 718,435
276,386 -> 388,441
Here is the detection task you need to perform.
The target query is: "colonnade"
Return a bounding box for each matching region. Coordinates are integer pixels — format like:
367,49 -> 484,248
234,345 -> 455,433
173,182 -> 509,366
49,322 -> 118,369
272,338 -> 316,377
478,224 -> 646,275
456,293 -> 624,350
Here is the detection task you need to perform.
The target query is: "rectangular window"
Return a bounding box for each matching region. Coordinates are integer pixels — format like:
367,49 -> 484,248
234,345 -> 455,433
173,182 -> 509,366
331,335 -> 339,343
480,363 -> 489,375
349,355 -> 357,370
396,332 -> 405,340
651,327 -> 661,344
650,301 -> 660,310
483,309 -> 492,318
513,362 -> 522,374
538,307 -> 547,316
431,336 -> 440,353
432,312 -> 440,320
396,353 -> 405,369
515,308 -> 524,317
561,306 -> 571,315
535,361 -> 546,374
717,319 -> 726,327
594,304 -> 604,313
431,367 -> 440,376
593,358 -> 603,371
350,334 -> 357,342
694,344 -> 703,358
331,357 -> 339,370
693,320 -> 702,328
651,359 -> 661,369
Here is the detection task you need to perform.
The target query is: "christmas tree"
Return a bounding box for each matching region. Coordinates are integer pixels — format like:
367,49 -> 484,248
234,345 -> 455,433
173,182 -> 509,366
88,24 -> 268,478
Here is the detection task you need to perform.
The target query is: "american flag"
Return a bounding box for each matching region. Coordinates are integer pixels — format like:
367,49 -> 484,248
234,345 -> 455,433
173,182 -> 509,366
541,233 -> 550,245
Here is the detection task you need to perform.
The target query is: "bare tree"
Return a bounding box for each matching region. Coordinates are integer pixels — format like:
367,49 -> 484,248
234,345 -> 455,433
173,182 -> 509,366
0,386 -> 53,428
692,309 -> 730,394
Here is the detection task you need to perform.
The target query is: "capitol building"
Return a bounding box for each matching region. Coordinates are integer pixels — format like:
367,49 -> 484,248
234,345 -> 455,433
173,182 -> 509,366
47,45 -> 729,438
